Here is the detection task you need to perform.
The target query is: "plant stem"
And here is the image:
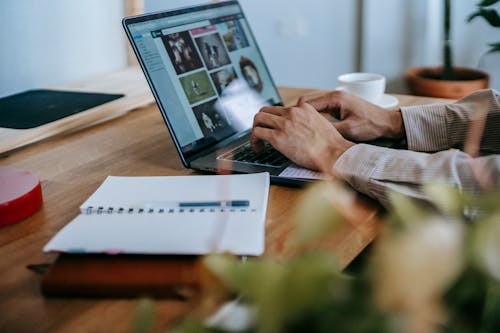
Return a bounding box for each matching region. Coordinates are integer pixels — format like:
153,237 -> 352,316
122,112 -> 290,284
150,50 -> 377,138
443,0 -> 454,80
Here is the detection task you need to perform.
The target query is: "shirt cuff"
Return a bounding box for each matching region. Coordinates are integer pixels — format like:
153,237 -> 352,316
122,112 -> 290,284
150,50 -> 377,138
401,104 -> 449,152
333,144 -> 394,196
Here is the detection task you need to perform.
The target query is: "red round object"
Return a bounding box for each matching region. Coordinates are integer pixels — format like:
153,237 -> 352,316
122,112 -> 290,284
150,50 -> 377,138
0,167 -> 43,227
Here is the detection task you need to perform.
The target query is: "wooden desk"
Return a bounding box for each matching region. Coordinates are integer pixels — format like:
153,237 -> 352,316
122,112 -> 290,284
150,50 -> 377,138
0,74 -> 450,332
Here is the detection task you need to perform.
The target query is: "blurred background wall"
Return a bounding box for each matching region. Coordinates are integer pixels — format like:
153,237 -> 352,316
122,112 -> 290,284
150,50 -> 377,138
145,0 -> 359,90
0,0 -> 127,98
362,0 -> 499,92
1,0 -> 498,98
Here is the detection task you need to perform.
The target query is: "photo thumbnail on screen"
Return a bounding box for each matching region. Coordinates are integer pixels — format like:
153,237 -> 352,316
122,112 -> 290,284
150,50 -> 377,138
221,20 -> 249,52
179,70 -> 216,105
239,56 -> 263,93
195,33 -> 231,70
192,99 -> 233,139
211,68 -> 238,95
162,31 -> 203,75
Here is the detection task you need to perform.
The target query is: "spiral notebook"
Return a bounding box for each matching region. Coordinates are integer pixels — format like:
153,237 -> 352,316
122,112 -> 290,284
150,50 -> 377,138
44,173 -> 270,256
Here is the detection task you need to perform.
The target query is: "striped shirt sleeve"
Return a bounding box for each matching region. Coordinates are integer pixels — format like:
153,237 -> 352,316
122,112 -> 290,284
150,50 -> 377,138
401,89 -> 500,154
333,89 -> 500,208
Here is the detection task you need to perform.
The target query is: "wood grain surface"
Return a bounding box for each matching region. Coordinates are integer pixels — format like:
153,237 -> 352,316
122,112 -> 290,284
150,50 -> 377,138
0,67 -> 155,155
0,69 -> 451,333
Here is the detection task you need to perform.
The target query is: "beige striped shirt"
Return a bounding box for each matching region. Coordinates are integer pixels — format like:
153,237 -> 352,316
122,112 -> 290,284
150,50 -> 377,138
334,89 -> 500,208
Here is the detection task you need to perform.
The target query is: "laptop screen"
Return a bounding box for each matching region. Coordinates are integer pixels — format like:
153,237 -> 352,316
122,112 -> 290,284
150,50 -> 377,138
125,1 -> 282,159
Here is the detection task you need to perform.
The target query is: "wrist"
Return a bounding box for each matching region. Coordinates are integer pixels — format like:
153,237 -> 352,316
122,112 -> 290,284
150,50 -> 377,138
383,109 -> 405,139
319,139 -> 355,172
336,140 -> 356,160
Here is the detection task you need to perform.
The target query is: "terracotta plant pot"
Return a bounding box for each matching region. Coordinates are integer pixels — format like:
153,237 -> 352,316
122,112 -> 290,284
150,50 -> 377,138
406,66 -> 489,99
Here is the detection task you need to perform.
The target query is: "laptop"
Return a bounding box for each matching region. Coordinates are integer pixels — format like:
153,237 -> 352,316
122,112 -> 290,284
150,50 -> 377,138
123,1 -> 317,184
123,1 -> 395,185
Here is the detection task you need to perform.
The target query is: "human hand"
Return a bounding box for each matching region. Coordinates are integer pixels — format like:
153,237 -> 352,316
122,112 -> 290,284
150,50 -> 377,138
298,91 -> 405,142
251,103 -> 355,172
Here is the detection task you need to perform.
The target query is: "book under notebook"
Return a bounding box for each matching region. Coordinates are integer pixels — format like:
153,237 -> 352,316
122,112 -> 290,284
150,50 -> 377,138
44,173 -> 270,256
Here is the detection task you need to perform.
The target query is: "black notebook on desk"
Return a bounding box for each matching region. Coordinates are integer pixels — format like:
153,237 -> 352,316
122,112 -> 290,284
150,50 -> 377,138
0,89 -> 123,129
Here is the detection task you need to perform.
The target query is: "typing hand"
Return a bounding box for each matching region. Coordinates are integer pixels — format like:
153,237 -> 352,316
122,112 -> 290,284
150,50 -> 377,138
298,91 -> 405,141
251,103 -> 354,172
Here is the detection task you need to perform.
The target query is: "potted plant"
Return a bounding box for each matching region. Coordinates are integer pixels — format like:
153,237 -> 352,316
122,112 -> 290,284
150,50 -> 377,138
406,0 -> 492,99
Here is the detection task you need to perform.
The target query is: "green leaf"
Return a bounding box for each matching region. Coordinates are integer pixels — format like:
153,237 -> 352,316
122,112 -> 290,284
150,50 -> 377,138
387,191 -> 432,230
467,8 -> 500,27
477,0 -> 500,7
488,42 -> 500,53
166,320 -> 216,333
252,253 -> 344,333
444,267 -> 488,332
468,191 -> 500,216
133,298 -> 155,333
203,254 -> 251,291
470,212 -> 500,282
423,183 -> 465,217
292,181 -> 348,248
205,253 -> 345,333
481,283 -> 500,332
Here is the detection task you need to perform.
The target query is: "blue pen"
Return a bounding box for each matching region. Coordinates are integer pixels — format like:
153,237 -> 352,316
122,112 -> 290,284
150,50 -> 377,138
136,200 -> 250,210
179,200 -> 249,208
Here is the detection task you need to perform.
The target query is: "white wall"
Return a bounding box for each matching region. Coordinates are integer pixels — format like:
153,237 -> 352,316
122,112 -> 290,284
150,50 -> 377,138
0,0 -> 127,98
362,0 -> 500,92
148,0 -> 500,92
3,1 -> 495,99
146,0 -> 359,90
238,0 -> 358,90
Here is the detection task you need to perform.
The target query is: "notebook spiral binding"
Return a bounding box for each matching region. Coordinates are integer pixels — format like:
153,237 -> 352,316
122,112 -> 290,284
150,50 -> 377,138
83,206 -> 256,215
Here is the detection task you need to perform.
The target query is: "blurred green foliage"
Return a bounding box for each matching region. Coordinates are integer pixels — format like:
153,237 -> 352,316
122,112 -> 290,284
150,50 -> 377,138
135,181 -> 500,333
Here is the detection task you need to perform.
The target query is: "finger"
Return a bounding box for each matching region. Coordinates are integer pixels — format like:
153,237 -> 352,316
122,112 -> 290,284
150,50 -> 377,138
252,126 -> 277,147
297,102 -> 339,123
259,106 -> 283,116
253,111 -> 283,129
250,133 -> 265,152
305,91 -> 344,113
297,91 -> 328,105
331,121 -> 353,138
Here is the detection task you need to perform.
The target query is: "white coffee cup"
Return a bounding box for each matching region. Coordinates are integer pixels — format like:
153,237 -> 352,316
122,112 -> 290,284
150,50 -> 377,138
336,72 -> 386,104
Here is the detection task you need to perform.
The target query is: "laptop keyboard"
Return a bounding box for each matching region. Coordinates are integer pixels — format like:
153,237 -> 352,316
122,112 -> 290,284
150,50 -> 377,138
217,142 -> 288,168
